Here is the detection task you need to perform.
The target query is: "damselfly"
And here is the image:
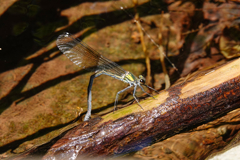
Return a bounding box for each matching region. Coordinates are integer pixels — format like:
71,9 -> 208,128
57,32 -> 158,121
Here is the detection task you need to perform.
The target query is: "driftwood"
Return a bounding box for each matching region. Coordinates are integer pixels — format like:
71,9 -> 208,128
42,58 -> 240,159
133,108 -> 240,159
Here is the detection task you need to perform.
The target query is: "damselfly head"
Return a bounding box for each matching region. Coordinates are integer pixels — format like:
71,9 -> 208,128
64,32 -> 70,37
138,75 -> 146,85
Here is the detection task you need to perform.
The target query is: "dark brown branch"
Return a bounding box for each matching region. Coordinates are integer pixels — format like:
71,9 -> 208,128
43,59 -> 240,159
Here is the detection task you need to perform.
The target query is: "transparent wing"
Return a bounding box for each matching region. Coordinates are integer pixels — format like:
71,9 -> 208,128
57,32 -> 127,76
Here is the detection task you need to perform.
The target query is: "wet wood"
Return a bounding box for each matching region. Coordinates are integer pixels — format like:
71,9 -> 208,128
43,58 -> 240,159
133,108 -> 240,160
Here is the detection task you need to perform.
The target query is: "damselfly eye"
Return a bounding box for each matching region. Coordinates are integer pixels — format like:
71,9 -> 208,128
139,75 -> 146,84
140,79 -> 145,84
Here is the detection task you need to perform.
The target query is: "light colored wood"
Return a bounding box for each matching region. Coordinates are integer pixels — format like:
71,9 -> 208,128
102,58 -> 240,123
